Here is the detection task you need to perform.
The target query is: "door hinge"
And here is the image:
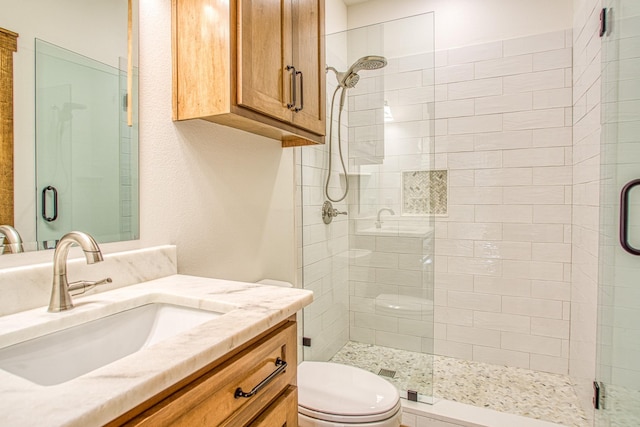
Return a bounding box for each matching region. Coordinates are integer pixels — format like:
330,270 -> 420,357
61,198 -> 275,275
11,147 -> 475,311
593,381 -> 605,409
302,337 -> 311,347
600,8 -> 607,37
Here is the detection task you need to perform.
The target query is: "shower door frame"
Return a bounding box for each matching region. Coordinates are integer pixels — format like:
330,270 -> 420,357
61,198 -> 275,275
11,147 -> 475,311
596,0 -> 640,425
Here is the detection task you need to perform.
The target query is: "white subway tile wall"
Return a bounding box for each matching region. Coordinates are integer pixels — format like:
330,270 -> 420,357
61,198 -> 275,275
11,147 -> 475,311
426,30 -> 574,375
299,21 -> 602,415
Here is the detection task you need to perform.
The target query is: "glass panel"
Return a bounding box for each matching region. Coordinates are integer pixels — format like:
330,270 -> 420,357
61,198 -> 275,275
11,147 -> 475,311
301,12 -> 435,403
597,0 -> 640,425
35,39 -> 139,247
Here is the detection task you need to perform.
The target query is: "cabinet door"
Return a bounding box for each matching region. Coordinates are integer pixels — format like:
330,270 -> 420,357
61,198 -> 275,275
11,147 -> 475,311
237,0 -> 293,123
121,322 -> 297,427
290,0 -> 325,136
248,386 -> 298,427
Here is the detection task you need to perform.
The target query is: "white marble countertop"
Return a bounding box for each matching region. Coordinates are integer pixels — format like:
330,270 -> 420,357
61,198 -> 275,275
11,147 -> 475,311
0,274 -> 313,427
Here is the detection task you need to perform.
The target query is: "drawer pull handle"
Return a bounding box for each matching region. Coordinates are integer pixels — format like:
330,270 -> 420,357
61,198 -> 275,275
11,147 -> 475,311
286,65 -> 297,110
234,357 -> 287,399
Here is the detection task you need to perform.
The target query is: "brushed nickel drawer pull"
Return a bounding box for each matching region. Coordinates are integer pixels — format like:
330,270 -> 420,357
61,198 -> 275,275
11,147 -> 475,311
234,357 -> 287,399
294,70 -> 304,112
286,65 -> 297,110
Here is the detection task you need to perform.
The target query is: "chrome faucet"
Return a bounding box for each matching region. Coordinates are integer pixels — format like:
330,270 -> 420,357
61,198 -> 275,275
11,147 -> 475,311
375,208 -> 395,228
0,225 -> 24,254
48,231 -> 111,313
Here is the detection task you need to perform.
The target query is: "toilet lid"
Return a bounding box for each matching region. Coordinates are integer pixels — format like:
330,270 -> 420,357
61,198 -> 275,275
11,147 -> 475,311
297,361 -> 401,423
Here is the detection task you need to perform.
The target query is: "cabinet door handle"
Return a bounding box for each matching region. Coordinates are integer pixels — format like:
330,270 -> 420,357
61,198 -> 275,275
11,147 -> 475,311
620,179 -> 640,255
42,186 -> 58,222
294,70 -> 304,112
234,357 -> 287,399
286,65 -> 297,110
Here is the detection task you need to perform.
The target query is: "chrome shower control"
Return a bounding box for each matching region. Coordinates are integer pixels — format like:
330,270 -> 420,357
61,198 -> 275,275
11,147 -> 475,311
322,201 -> 347,224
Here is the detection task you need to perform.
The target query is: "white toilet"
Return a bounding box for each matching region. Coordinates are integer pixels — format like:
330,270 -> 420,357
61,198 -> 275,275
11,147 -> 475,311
257,280 -> 402,427
297,361 -> 402,426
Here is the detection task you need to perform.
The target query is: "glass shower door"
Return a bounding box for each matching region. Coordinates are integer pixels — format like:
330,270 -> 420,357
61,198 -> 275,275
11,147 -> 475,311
597,1 -> 640,425
35,39 -> 138,247
300,12 -> 436,404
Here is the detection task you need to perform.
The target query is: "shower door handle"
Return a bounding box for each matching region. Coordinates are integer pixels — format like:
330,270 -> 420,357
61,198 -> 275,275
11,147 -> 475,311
42,186 -> 58,222
620,179 -> 640,255
286,65 -> 297,111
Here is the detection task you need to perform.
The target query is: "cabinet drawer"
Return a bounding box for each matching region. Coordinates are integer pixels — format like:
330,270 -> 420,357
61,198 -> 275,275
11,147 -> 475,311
125,321 -> 297,427
249,386 -> 298,427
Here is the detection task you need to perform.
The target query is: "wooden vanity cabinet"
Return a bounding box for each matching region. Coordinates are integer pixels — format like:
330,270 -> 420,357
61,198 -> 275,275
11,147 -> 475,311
173,0 -> 325,147
110,319 -> 298,427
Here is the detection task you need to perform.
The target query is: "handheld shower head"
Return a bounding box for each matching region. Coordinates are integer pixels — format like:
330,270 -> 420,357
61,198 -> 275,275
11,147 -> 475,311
346,55 -> 387,74
326,55 -> 387,88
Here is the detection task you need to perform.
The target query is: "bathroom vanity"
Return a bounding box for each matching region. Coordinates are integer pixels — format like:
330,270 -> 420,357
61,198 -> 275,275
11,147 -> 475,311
0,246 -> 312,426
111,318 -> 298,426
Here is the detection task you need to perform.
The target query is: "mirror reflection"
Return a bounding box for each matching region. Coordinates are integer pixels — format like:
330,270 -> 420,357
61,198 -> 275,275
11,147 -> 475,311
0,0 -> 139,253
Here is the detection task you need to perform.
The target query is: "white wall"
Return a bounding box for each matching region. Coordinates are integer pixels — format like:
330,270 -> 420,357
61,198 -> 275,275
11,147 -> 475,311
326,0 -> 348,34
136,0 -> 295,283
347,0 -> 572,51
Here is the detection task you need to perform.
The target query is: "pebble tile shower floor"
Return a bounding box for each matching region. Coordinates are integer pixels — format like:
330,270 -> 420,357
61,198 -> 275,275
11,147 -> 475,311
330,341 -> 589,427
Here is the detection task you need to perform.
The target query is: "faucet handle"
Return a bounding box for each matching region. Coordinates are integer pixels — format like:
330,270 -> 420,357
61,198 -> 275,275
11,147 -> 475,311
68,277 -> 112,296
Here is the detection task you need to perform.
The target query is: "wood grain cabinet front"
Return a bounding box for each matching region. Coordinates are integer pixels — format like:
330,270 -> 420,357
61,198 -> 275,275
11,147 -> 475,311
111,320 -> 298,427
173,0 -> 325,147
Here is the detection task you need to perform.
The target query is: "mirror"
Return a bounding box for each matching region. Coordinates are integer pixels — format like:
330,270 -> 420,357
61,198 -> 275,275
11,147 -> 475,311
0,0 -> 139,252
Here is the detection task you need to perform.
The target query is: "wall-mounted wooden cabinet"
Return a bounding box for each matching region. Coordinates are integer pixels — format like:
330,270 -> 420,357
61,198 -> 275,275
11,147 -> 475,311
173,0 -> 325,147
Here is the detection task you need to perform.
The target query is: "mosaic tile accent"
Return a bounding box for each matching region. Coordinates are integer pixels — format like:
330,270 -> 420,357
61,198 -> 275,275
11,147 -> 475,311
402,170 -> 447,215
330,341 -> 590,427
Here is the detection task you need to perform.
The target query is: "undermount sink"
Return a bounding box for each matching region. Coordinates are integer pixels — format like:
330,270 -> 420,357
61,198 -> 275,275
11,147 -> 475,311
0,303 -> 222,386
